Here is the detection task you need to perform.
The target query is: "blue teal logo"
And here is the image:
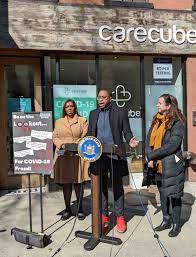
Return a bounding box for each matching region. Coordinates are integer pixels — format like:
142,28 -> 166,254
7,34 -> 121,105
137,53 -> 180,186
78,136 -> 102,162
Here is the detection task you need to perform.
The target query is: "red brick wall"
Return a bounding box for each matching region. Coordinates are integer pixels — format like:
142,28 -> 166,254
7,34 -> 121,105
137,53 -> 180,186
150,0 -> 193,10
59,0 -> 194,9
186,58 -> 196,181
59,0 -> 104,4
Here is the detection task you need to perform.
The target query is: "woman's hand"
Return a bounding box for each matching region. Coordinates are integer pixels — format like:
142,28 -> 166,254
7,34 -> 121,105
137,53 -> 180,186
148,160 -> 154,168
129,137 -> 139,148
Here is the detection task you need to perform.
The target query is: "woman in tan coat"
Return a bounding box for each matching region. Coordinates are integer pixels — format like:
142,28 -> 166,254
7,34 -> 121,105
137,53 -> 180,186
53,99 -> 90,221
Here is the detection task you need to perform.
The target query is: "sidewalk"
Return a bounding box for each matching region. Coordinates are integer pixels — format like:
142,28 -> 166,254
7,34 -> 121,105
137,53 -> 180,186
0,182 -> 195,257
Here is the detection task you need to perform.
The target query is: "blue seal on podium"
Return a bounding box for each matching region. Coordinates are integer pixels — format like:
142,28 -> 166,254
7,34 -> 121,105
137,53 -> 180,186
78,136 -> 102,162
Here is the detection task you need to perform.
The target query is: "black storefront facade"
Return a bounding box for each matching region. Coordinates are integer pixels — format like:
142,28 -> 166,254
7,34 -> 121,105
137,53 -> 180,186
0,0 -> 196,189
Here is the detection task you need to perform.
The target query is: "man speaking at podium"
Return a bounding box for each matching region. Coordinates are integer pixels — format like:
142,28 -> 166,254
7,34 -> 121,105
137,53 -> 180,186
87,89 -> 139,233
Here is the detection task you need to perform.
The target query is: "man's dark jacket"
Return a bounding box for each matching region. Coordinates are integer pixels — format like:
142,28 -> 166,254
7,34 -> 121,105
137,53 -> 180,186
87,103 -> 133,177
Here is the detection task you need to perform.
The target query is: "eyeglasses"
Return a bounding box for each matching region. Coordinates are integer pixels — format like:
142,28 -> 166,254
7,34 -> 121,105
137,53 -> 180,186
97,96 -> 110,100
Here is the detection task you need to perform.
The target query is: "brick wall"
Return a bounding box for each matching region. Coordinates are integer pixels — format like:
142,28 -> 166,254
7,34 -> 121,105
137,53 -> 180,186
150,0 -> 193,10
186,58 -> 196,181
58,0 -> 194,10
59,0 -> 104,4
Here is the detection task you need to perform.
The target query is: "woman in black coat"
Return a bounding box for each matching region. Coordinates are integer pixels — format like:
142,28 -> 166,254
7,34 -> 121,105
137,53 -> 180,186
146,94 -> 186,237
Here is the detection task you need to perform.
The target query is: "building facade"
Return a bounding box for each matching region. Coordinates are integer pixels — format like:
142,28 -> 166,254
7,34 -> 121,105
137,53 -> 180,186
0,0 -> 196,189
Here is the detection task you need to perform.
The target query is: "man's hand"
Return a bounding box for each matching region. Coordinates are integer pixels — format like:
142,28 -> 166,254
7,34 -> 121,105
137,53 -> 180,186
129,137 -> 139,148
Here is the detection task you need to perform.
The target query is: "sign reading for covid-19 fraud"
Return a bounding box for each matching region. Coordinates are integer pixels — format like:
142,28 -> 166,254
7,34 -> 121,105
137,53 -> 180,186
12,112 -> 53,175
53,85 -> 97,122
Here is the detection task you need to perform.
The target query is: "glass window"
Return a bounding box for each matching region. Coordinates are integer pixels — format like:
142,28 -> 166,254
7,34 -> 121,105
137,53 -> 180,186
144,57 -> 184,132
99,55 -> 143,174
60,55 -> 96,85
4,64 -> 34,173
53,55 -> 96,122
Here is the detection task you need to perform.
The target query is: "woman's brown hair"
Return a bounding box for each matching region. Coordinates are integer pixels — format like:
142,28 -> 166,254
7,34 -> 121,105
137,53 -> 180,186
62,99 -> 80,117
152,93 -> 186,128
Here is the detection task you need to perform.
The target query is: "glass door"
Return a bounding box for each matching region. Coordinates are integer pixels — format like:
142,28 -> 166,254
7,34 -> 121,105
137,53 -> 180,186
99,55 -> 143,184
0,58 -> 41,189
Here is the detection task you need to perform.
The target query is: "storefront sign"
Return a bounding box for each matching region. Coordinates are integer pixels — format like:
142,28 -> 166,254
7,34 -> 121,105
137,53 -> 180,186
99,25 -> 196,45
153,58 -> 173,85
12,112 -> 53,175
112,85 -> 131,108
53,85 -> 97,121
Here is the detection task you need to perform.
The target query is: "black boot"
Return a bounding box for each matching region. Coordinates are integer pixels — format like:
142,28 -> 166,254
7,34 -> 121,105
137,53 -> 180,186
168,223 -> 181,237
154,217 -> 171,231
168,198 -> 181,237
77,206 -> 86,220
61,209 -> 72,221
155,192 -> 171,232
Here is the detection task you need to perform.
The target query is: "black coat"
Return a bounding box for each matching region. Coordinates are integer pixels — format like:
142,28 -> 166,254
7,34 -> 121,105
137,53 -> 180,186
87,103 -> 133,176
146,119 -> 185,198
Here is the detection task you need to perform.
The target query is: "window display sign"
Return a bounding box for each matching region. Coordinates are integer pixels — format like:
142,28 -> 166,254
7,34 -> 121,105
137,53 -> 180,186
153,58 -> 173,85
8,98 -> 31,127
53,85 -> 97,121
12,112 -> 53,175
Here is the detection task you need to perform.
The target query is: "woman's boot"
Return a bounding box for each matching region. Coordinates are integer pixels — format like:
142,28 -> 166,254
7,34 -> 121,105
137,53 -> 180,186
74,183 -> 86,220
154,216 -> 171,231
155,194 -> 171,231
168,198 -> 181,237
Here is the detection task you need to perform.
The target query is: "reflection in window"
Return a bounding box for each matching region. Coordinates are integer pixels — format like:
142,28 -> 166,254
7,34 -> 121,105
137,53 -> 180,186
99,55 -> 143,174
144,57 -> 184,131
4,65 -> 34,173
60,56 -> 96,85
53,56 -> 96,121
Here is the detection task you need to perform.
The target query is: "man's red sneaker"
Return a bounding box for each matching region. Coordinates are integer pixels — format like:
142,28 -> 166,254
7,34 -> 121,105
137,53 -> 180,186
102,214 -> 109,228
117,216 -> 127,233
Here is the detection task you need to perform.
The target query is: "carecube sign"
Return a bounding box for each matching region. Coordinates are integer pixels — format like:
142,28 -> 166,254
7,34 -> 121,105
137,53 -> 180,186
99,25 -> 196,45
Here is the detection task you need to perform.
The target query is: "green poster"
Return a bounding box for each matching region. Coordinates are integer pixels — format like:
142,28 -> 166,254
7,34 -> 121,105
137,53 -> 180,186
53,85 -> 97,122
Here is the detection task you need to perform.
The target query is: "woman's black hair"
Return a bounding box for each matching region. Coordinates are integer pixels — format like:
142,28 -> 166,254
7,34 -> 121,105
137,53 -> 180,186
62,99 -> 80,117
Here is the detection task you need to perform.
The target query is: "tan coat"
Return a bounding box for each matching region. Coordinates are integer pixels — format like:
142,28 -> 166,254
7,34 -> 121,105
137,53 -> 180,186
53,114 -> 90,184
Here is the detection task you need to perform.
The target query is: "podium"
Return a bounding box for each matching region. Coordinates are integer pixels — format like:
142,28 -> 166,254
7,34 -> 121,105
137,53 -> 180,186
61,143 -> 122,251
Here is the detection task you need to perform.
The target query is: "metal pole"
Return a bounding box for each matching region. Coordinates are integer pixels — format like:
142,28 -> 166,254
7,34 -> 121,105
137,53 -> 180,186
40,174 -> 44,233
28,174 -> 32,233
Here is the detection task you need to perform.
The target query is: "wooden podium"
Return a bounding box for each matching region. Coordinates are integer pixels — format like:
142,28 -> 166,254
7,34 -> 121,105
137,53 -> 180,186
62,143 -> 122,251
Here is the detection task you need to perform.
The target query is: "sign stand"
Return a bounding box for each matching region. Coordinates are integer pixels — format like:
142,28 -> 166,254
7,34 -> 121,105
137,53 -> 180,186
11,111 -> 53,248
40,174 -> 44,233
26,173 -> 44,249
27,173 -> 33,249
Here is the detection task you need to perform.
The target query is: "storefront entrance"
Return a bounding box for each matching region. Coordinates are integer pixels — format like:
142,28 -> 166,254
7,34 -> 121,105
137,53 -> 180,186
0,57 -> 42,189
50,54 -> 185,187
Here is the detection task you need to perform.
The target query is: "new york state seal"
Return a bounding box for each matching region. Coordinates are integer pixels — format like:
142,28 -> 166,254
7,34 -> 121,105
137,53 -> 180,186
78,136 -> 102,162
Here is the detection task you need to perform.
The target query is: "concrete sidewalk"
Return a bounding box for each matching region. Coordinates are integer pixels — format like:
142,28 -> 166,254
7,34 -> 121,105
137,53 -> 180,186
0,182 -> 195,257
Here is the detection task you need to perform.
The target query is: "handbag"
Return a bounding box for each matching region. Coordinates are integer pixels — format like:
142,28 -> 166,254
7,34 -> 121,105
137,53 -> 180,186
142,162 -> 157,187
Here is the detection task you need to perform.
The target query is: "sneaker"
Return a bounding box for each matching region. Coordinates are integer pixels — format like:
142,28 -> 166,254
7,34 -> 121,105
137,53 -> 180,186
102,214 -> 109,228
117,216 -> 127,233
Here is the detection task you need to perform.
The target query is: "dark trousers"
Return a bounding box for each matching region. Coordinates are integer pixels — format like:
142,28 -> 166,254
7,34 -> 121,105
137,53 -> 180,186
100,156 -> 124,217
157,182 -> 182,224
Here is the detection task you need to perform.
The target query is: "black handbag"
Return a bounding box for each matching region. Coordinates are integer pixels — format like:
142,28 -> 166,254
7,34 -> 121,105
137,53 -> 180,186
11,227 -> 51,248
142,162 -> 157,187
